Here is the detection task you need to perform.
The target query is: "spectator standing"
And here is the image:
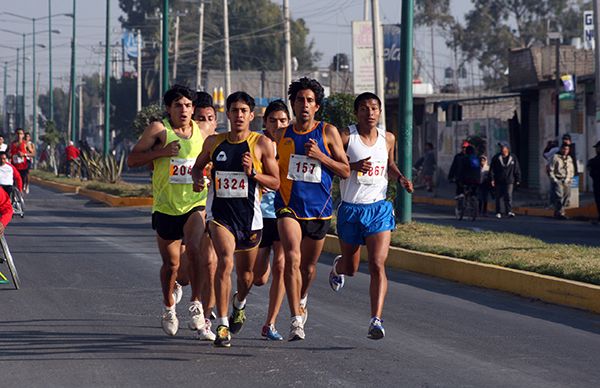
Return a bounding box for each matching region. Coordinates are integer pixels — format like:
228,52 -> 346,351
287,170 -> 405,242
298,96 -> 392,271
65,141 -> 81,178
548,143 -> 575,219
478,155 -> 491,217
414,142 -> 436,192
0,135 -> 7,152
490,142 -> 521,218
586,141 -> 600,224
448,140 -> 469,196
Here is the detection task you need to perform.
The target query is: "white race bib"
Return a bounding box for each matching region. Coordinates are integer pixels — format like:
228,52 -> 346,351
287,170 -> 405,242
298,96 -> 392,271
169,158 -> 195,184
215,171 -> 249,198
357,160 -> 386,185
12,155 -> 24,165
287,154 -> 322,183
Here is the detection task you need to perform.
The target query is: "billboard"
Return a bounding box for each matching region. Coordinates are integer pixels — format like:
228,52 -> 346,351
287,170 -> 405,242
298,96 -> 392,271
352,21 -> 375,95
584,10 -> 594,50
383,24 -> 401,98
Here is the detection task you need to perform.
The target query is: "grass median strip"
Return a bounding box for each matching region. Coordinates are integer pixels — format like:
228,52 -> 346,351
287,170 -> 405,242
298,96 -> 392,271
329,218 -> 600,286
31,170 -> 152,198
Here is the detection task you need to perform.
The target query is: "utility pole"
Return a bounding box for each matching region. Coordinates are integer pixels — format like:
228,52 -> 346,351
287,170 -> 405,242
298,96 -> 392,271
33,18 -> 38,142
48,0 -> 54,121
397,0 -> 414,224
196,1 -> 205,90
70,0 -> 77,143
283,0 -> 292,105
78,83 -> 83,140
15,48 -> 20,127
593,1 -> 600,129
162,0 -> 169,95
173,14 -> 180,81
371,0 -> 386,128
22,34 -> 26,128
223,0 -> 231,130
159,12 -> 163,100
137,29 -> 142,112
3,62 -> 6,131
364,0 -> 369,20
104,0 -> 111,156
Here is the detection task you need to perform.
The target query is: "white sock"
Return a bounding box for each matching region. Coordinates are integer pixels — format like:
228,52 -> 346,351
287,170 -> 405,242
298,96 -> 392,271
233,294 -> 247,309
291,315 -> 303,324
216,317 -> 229,327
164,303 -> 176,311
299,295 -> 308,308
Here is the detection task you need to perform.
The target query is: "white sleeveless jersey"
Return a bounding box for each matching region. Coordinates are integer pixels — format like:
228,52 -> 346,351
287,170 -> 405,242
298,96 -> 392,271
340,125 -> 388,204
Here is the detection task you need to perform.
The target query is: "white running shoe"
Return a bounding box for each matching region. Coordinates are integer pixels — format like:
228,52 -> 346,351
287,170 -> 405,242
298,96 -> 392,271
161,306 -> 179,336
496,213 -> 502,219
188,301 -> 206,330
172,282 -> 183,305
299,305 -> 308,325
197,318 -> 216,341
288,320 -> 305,341
329,255 -> 345,292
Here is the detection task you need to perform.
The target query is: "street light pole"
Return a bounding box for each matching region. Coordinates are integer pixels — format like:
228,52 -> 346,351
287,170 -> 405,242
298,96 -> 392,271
49,0 -> 53,121
223,0 -> 231,110
33,18 -> 37,143
104,0 -> 111,156
283,0 -> 292,106
196,1 -> 205,90
162,0 -> 169,95
15,48 -> 20,126
371,0 -> 386,128
22,34 -> 26,128
70,0 -> 77,142
397,0 -> 414,224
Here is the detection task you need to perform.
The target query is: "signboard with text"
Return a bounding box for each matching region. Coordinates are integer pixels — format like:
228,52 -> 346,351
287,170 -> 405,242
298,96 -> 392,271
352,21 -> 375,94
584,10 -> 594,50
383,24 -> 401,98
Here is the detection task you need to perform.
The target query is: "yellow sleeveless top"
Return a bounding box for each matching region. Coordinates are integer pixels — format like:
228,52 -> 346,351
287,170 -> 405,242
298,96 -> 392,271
152,118 -> 207,215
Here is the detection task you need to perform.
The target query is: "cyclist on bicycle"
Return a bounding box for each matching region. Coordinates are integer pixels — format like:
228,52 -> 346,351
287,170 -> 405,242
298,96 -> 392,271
457,145 -> 481,198
0,151 -> 23,197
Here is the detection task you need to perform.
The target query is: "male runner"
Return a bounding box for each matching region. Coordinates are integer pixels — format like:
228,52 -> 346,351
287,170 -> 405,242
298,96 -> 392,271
193,91 -> 218,133
10,128 -> 29,193
252,100 -> 290,341
328,92 -> 413,339
276,77 -> 350,341
192,91 -> 279,347
0,151 -> 23,197
127,84 -> 211,336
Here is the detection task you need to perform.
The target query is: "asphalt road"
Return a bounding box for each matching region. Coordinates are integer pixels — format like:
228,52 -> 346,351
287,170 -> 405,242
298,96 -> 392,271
1,184 -> 599,387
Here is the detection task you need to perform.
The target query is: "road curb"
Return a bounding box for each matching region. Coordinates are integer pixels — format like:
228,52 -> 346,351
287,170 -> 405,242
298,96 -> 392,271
31,176 -> 152,207
323,234 -> 600,315
413,194 -> 598,219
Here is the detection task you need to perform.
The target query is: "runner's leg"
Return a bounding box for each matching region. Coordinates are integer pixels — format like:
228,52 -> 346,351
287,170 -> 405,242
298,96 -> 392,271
156,236 -> 182,307
279,217 -> 303,317
265,241 -> 285,326
208,222 -> 236,320
364,230 -> 391,319
299,237 -> 325,299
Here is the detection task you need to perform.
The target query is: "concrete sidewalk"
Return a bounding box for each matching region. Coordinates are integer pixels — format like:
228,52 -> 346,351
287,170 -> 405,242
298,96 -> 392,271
412,180 -> 599,220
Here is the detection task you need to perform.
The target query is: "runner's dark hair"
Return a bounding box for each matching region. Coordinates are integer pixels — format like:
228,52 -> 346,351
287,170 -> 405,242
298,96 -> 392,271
353,92 -> 381,112
264,100 -> 290,125
288,77 -> 324,106
226,91 -> 255,111
163,84 -> 196,107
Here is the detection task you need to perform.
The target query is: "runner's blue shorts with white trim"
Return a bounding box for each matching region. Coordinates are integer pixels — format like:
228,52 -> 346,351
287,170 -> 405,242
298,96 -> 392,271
336,200 -> 395,245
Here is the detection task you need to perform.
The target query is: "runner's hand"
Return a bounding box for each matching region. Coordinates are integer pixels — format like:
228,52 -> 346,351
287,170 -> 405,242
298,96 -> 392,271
242,152 -> 254,176
164,140 -> 181,157
399,176 -> 414,193
304,139 -> 324,161
350,156 -> 372,174
193,176 -> 208,192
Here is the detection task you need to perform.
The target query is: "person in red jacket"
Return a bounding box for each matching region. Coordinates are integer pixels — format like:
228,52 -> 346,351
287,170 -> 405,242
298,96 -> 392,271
0,152 -> 23,197
9,128 -> 29,193
65,140 -> 81,178
0,188 -> 13,235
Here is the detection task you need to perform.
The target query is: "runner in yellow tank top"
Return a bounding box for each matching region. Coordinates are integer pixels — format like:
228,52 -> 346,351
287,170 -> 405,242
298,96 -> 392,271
127,85 -> 215,338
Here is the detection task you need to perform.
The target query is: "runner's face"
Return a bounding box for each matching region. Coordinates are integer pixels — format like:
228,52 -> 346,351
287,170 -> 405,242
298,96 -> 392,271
193,106 -> 217,130
355,99 -> 381,129
226,101 -> 254,132
0,155 -> 5,165
264,110 -> 289,136
166,97 -> 194,127
293,89 -> 319,124
16,130 -> 24,140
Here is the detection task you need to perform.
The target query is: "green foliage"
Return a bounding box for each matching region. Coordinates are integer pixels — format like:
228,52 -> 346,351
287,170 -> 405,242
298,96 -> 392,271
132,104 -> 164,139
38,88 -> 69,134
40,120 -> 63,146
316,93 -> 355,131
74,150 -> 125,184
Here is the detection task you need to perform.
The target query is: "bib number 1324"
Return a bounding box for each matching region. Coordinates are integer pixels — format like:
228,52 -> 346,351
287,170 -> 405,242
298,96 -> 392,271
287,154 -> 322,183
215,171 -> 249,198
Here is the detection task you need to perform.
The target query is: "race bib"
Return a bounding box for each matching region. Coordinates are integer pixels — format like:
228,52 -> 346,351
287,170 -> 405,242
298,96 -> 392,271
169,158 -> 194,184
215,171 -> 248,198
12,155 -> 24,165
287,154 -> 322,183
357,160 -> 386,185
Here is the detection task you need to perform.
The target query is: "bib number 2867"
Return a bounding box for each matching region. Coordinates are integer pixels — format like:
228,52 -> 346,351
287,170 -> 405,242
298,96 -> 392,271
287,154 -> 322,183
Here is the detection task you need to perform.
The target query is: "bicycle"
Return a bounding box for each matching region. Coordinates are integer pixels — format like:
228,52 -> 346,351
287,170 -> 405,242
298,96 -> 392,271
455,184 -> 478,221
0,235 -> 20,289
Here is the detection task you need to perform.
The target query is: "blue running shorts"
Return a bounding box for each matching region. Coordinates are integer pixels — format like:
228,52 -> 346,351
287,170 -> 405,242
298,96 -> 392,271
336,200 -> 395,245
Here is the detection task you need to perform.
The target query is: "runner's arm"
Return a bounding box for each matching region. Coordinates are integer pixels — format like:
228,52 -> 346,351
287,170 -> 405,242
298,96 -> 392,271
127,121 -> 176,168
191,135 -> 216,192
386,132 -> 413,193
317,124 -> 350,178
10,164 -> 23,192
250,136 -> 279,191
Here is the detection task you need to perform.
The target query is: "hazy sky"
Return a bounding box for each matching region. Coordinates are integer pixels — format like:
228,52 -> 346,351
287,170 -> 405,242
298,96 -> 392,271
0,0 -> 473,101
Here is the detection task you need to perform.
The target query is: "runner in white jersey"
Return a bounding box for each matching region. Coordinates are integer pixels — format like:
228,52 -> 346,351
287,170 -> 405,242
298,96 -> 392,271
329,92 -> 413,340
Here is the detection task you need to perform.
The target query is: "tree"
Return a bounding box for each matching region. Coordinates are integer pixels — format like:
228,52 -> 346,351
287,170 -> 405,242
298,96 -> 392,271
118,0 -> 321,100
38,88 -> 70,134
458,0 -> 591,90
316,93 -> 355,131
132,104 -> 163,139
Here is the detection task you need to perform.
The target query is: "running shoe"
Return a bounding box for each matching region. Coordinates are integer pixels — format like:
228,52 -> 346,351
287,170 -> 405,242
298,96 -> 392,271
496,213 -> 502,219
161,306 -> 179,336
367,317 -> 385,340
329,255 -> 345,292
508,212 -> 516,218
188,301 -> 206,330
229,293 -> 246,334
214,325 -> 231,347
172,282 -> 183,305
198,318 -> 216,341
299,305 -> 308,325
288,320 -> 305,341
262,324 -> 283,341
